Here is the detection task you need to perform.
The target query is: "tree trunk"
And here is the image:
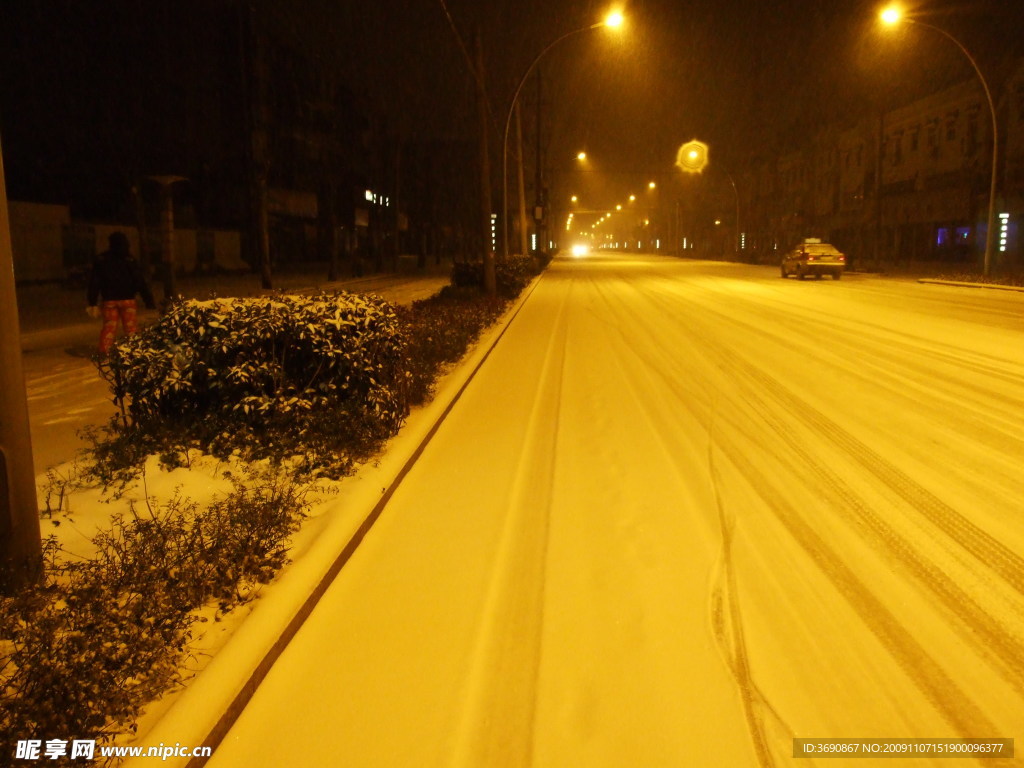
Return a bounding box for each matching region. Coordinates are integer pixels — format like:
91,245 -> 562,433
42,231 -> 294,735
515,102 -> 529,257
475,29 -> 496,295
242,1 -> 273,289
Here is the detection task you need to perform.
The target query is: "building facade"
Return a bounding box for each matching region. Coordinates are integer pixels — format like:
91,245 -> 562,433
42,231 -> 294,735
738,59 -> 1024,273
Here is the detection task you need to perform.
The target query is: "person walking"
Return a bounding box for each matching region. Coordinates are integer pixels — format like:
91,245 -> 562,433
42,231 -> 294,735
86,231 -> 156,354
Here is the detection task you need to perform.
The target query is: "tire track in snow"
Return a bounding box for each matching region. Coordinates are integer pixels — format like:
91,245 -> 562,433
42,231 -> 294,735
590,270 -> 1012,749
739,360 -> 1024,594
583,274 -> 786,768
742,284 -> 1024,391
706,402 -> 782,768
643,277 -> 1024,604
716,361 -> 1024,699
707,424 -> 1008,748
658,284 -> 1024,696
693,289 -> 1024,453
636,282 -> 1024,707
448,282 -> 570,768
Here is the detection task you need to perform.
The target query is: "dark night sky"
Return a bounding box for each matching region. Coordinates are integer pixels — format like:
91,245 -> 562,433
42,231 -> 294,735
417,0 -> 1023,157
329,0 -> 1024,210
2,0 -> 1023,217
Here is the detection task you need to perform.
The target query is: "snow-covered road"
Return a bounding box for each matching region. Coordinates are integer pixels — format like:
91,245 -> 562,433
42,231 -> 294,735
209,254 -> 1023,767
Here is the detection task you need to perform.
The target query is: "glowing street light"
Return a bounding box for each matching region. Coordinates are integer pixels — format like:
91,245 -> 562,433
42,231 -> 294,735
501,10 -> 625,258
677,139 -> 739,255
676,140 -> 709,174
879,4 -> 997,275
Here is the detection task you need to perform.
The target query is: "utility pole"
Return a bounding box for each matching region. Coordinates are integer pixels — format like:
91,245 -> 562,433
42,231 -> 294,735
320,176 -> 339,281
393,138 -> 402,267
514,103 -> 529,257
148,175 -> 186,301
474,29 -> 496,295
131,184 -> 152,279
533,71 -> 545,254
242,1 -> 273,290
0,134 -> 41,592
874,110 -> 884,269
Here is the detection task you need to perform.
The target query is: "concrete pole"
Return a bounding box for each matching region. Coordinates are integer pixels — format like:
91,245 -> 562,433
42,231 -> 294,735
160,183 -> 176,299
149,175 -> 186,302
0,134 -> 42,592
534,71 -> 544,253
514,103 -> 530,257
474,29 -> 496,295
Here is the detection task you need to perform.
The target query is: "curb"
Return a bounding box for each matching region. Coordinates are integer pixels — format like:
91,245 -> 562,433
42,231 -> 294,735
124,275 -> 544,768
917,278 -> 1024,293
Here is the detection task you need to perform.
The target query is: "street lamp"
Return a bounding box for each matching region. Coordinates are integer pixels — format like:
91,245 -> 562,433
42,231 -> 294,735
880,5 -> 998,276
677,139 -> 740,256
501,10 -> 624,258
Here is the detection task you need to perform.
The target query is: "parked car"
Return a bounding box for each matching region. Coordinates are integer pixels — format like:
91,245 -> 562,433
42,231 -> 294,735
781,239 -> 846,279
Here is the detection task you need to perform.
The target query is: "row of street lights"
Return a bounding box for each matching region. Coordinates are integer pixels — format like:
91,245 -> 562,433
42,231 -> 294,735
506,4 -> 998,274
499,10 -> 623,259
567,182 -> 657,240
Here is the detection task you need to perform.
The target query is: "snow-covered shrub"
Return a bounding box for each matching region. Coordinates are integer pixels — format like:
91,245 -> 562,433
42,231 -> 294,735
498,255 -> 537,296
98,292 -> 410,477
396,292 -> 508,405
0,541 -> 193,750
0,471 -> 309,754
450,255 -> 538,297
532,249 -> 554,269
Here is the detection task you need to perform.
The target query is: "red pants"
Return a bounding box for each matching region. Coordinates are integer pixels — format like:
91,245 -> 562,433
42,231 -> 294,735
99,299 -> 138,354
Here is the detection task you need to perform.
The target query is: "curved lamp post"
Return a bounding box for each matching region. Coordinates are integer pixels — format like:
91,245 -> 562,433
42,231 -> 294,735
880,5 -> 997,276
501,11 -> 623,258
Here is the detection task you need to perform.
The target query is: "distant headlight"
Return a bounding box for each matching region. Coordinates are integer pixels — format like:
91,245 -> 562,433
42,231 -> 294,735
571,244 -> 590,257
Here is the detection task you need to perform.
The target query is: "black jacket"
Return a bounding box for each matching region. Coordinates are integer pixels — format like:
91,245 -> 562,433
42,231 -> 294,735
87,249 -> 155,308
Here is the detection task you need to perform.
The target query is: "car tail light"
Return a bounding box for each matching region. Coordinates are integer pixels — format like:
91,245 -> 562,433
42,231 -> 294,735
839,255 -> 846,261
808,256 -> 817,261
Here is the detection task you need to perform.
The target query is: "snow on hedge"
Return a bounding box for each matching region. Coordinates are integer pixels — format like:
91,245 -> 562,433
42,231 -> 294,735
100,292 -> 411,477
